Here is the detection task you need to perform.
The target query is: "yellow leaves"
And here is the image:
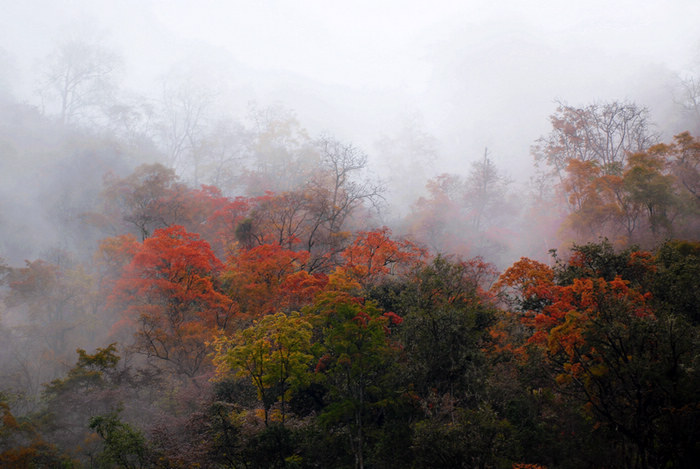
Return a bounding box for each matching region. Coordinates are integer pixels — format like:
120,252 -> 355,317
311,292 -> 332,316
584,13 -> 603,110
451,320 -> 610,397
209,332 -> 234,380
337,353 -> 352,367
589,363 -> 608,377
254,408 -> 267,422
555,373 -> 572,386
1,402 -> 19,430
327,266 -> 362,293
211,311 -> 313,420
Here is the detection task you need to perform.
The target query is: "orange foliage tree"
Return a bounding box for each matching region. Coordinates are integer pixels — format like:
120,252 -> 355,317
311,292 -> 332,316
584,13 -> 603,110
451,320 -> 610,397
109,225 -> 234,378
341,227 -> 426,287
494,244 -> 699,467
223,244 -> 325,318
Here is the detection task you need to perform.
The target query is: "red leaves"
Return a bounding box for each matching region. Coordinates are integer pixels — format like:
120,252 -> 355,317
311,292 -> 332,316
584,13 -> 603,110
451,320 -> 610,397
341,227 -> 426,286
108,226 -> 234,376
224,244 -> 314,317
493,257 -> 556,312
383,311 -> 403,326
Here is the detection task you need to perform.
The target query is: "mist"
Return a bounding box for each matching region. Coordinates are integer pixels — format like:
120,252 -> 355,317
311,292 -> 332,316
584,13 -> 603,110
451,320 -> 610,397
1,1 -> 700,467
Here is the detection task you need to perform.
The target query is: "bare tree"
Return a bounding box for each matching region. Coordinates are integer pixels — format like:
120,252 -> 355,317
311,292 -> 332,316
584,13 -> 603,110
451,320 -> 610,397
675,75 -> 700,133
375,116 -> 438,216
532,100 -> 659,180
245,104 -> 318,194
304,136 -> 384,269
155,74 -> 214,181
195,118 -> 251,194
38,39 -> 122,125
464,148 -> 512,233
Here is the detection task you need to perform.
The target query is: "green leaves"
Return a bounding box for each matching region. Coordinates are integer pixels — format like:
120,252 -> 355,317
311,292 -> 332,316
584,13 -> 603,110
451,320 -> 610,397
213,312 -> 313,425
89,411 -> 149,469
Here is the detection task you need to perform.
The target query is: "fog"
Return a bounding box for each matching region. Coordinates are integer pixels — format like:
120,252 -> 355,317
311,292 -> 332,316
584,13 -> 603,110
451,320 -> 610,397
4,1 -> 699,174
0,0 -> 698,263
1,2 -> 700,466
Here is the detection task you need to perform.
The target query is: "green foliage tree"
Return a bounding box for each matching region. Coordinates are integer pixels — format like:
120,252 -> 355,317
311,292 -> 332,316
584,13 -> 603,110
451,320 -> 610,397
213,312 -> 313,426
0,393 -> 73,468
39,344 -> 127,464
652,240 -> 700,323
89,411 -> 149,469
392,256 -> 496,405
497,242 -> 700,468
310,271 -> 403,469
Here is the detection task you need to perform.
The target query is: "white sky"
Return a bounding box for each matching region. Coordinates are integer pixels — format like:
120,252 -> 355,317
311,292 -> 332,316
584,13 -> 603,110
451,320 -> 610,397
2,0 -> 700,179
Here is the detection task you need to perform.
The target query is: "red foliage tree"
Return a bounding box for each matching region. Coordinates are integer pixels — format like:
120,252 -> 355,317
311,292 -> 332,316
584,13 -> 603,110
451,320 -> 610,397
109,225 -> 234,378
341,227 -> 426,287
224,244 -> 324,318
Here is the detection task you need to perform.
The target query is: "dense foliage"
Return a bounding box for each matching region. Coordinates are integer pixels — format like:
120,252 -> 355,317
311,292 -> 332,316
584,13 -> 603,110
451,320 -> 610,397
1,81 -> 700,468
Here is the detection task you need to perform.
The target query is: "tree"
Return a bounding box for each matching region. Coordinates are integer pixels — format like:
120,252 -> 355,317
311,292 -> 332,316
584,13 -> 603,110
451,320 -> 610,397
407,173 -> 468,255
623,150 -> 677,236
213,312 -> 313,426
533,100 -> 659,179
559,158 -> 621,240
341,227 -> 425,288
304,136 -> 384,270
311,288 -> 400,469
392,256 -> 496,405
542,275 -> 698,468
223,244 -> 319,318
374,116 -> 438,216
557,137 -> 688,245
194,117 -> 251,194
651,240 -> 700,324
464,149 -> 510,233
0,393 -> 72,467
154,69 -> 215,182
110,226 -> 234,378
406,152 -> 515,262
89,411 -> 150,469
1,258 -> 101,403
675,74 -> 700,133
496,243 -> 700,468
38,38 -> 122,125
244,104 -> 318,195
492,256 -> 555,315
463,149 -> 516,260
41,344 -> 127,463
101,163 -> 185,240
245,191 -> 313,249
669,132 -> 700,203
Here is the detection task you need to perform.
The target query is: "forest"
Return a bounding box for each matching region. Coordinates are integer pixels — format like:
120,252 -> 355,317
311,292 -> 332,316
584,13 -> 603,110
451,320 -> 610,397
2,15 -> 700,469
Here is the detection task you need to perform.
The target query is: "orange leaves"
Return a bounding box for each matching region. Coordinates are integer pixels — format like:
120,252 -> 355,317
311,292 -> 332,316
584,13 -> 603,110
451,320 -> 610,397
4,260 -> 59,307
133,225 -> 223,277
224,244 -> 319,317
96,234 -> 139,272
280,270 -> 328,311
109,225 -> 234,376
190,187 -> 250,256
552,131 -> 700,244
341,227 -> 426,286
493,257 -> 555,313
516,269 -> 656,400
562,159 -> 601,211
531,275 -> 651,340
246,190 -> 311,248
493,244 -> 658,393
